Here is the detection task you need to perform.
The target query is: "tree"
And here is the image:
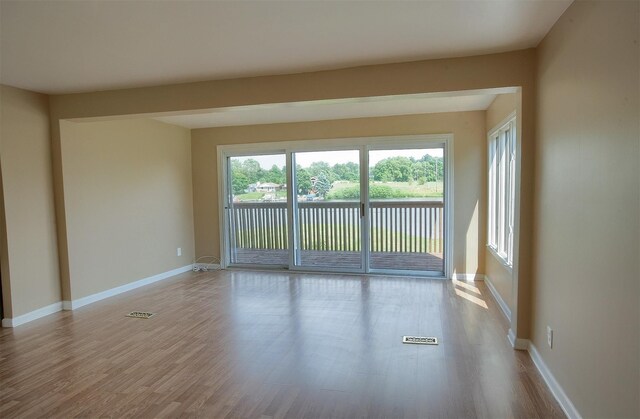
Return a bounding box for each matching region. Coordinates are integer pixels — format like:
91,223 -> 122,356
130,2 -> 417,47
414,154 -> 444,182
313,172 -> 332,197
242,159 -> 263,184
231,171 -> 249,194
332,162 -> 359,181
229,160 -> 249,194
372,157 -> 413,182
296,166 -> 312,194
308,161 -> 337,183
265,164 -> 285,185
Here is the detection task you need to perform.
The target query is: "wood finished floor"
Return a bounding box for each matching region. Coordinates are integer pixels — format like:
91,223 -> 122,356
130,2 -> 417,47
0,270 -> 564,418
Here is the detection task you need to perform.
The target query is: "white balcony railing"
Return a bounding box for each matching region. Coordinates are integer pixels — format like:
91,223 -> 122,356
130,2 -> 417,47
228,200 -> 444,255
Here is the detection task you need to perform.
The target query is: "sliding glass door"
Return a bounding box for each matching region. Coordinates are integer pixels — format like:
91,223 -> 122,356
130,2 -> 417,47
225,153 -> 288,267
292,150 -> 363,271
221,137 -> 449,277
367,147 -> 445,274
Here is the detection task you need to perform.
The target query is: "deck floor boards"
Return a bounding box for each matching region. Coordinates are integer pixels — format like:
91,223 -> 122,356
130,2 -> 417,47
233,249 -> 444,271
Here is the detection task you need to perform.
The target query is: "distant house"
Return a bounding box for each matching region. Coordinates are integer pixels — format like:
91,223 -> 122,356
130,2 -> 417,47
254,182 -> 279,193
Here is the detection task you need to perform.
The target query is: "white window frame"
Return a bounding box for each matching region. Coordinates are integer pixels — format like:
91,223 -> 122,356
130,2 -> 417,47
217,134 -> 454,279
487,112 -> 516,268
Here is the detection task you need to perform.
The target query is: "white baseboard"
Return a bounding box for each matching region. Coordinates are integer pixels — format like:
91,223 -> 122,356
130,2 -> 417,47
451,273 -> 486,281
484,275 -> 512,321
1,302 -> 63,328
528,343 -> 582,419
63,264 -> 193,311
507,328 -> 529,350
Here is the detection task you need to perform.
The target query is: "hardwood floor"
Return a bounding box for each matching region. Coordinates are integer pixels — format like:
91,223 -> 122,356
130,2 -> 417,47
0,270 -> 563,418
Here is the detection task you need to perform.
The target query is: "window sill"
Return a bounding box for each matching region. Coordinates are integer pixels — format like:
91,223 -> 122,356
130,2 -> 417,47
486,245 -> 513,273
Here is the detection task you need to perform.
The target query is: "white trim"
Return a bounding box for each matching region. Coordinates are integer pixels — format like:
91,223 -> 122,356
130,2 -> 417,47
507,328 -> 529,350
502,335 -> 582,418
487,112 -> 516,265
217,134 -> 453,277
218,149 -> 228,269
486,245 -> 513,273
443,138 -> 454,279
217,134 -> 448,157
450,273 -> 485,281
361,146 -> 369,274
1,302 -> 63,328
487,110 -> 517,138
62,265 -> 193,310
528,343 -> 582,419
484,275 -> 511,321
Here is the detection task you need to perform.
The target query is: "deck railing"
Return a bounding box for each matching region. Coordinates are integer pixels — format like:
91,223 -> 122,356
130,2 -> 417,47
229,200 -> 444,254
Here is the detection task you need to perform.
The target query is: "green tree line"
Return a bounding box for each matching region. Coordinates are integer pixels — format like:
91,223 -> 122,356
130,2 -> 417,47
230,154 -> 443,195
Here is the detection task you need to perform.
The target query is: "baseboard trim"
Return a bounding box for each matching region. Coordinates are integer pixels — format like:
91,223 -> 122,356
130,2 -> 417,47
451,273 -> 485,281
528,343 -> 582,419
63,264 -> 193,311
484,275 -> 512,321
1,302 -> 63,328
503,334 -> 581,418
507,328 -> 529,350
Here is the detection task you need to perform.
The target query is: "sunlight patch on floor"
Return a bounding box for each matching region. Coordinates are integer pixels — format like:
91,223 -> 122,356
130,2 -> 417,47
454,287 -> 488,309
452,278 -> 481,295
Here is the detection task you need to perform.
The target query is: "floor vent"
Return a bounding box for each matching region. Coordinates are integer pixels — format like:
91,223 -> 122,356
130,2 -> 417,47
403,336 -> 438,345
126,311 -> 155,319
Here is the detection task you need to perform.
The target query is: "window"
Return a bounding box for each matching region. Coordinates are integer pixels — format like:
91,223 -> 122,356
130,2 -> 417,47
488,114 -> 516,266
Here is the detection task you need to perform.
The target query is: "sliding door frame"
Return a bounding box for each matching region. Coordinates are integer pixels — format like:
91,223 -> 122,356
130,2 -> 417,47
219,148 -> 290,270
365,140 -> 452,278
288,148 -> 366,274
217,134 -> 454,279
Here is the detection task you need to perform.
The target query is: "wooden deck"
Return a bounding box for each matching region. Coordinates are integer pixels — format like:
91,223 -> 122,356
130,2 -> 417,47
233,249 -> 444,271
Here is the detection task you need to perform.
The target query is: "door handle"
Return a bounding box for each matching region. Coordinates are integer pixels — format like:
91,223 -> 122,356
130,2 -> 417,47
361,203 -> 365,217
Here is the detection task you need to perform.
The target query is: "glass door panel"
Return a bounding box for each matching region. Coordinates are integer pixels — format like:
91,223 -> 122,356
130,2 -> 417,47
292,150 -> 363,271
368,147 -> 445,274
227,154 -> 288,266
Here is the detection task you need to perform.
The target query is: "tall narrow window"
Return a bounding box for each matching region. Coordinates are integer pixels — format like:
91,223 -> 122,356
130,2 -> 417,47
488,115 -> 516,266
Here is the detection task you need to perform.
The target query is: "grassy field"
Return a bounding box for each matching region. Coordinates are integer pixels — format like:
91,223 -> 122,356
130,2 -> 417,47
234,181 -> 443,201
327,181 -> 443,200
234,190 -> 287,201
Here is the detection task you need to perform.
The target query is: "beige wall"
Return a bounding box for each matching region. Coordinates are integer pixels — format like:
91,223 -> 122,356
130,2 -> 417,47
0,85 -> 61,317
192,111 -> 487,275
533,1 -> 639,417
485,93 -> 518,313
486,93 -> 518,137
49,49 -> 535,120
60,119 -> 194,300
49,48 -> 536,338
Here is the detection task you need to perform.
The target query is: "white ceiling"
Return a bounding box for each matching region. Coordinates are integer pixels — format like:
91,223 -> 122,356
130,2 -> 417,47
153,92 -> 501,129
1,1 -> 572,94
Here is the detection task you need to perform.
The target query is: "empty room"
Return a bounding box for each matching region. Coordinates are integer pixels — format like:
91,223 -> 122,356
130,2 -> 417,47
0,1 -> 638,418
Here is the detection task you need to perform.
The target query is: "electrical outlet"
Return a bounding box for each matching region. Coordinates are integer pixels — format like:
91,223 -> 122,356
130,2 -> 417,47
547,326 -> 553,349
177,247 -> 182,256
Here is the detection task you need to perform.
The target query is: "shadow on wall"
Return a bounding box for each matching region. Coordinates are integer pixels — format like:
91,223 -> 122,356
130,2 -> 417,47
455,199 -> 484,278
